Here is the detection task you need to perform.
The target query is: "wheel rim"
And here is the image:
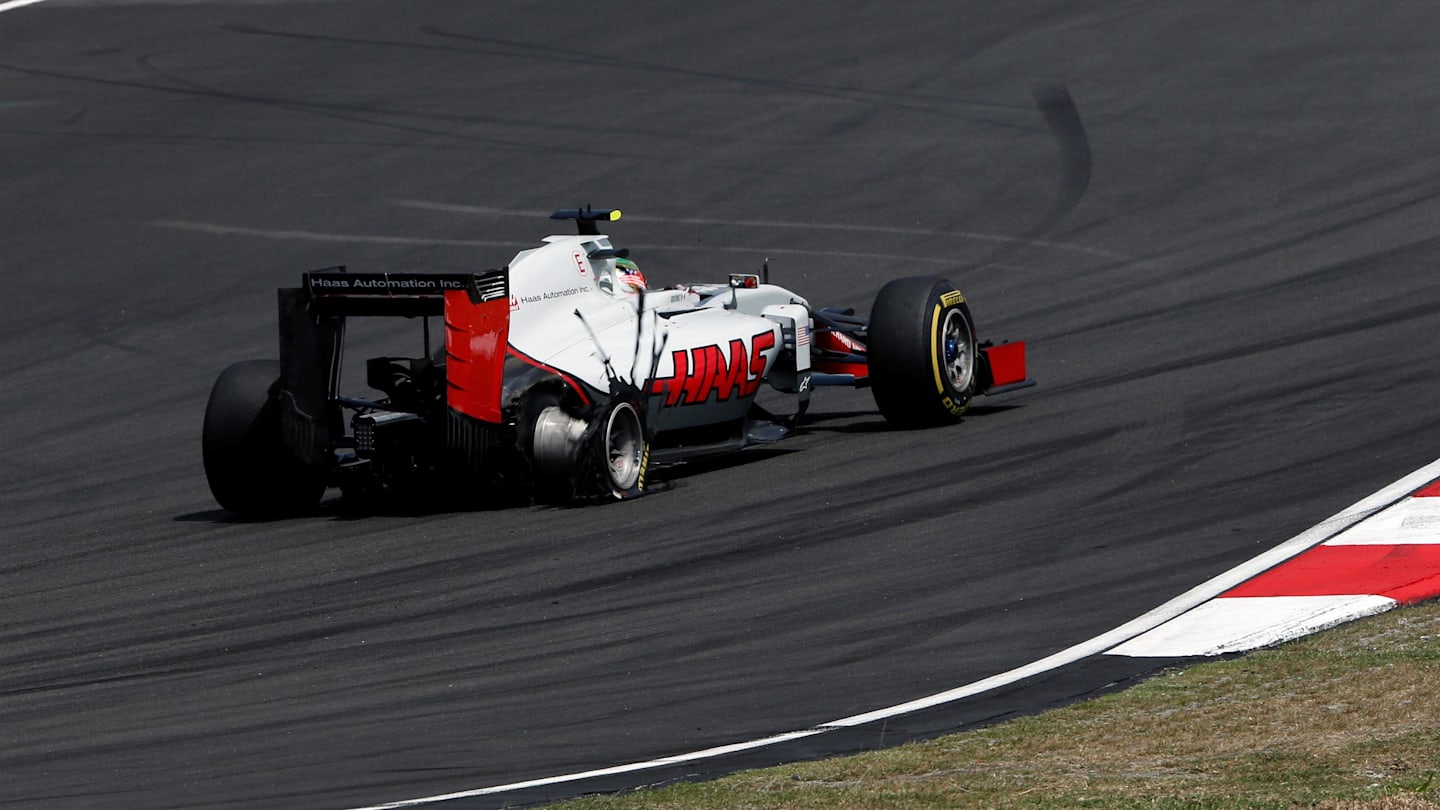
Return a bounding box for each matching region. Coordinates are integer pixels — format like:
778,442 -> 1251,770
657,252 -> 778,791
605,401 -> 644,492
940,308 -> 975,392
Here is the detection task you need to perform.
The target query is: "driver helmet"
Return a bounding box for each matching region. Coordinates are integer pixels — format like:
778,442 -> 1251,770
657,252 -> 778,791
614,257 -> 647,293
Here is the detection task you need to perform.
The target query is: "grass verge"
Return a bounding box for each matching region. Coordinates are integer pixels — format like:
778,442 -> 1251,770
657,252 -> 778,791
550,600 -> 1440,809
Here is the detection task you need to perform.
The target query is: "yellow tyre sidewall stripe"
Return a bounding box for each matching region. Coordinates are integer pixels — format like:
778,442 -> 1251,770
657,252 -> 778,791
930,303 -> 946,395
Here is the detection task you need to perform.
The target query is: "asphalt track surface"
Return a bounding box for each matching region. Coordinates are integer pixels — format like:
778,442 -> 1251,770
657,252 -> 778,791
4,2 -> 1440,808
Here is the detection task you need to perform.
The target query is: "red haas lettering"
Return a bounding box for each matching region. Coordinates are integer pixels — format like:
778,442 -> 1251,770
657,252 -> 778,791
652,330 -> 776,406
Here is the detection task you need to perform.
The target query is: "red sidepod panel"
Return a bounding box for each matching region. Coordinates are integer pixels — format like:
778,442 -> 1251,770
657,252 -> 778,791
445,289 -> 511,424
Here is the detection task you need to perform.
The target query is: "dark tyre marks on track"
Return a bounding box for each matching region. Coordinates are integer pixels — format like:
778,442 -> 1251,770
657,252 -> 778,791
2,2 -> 1440,808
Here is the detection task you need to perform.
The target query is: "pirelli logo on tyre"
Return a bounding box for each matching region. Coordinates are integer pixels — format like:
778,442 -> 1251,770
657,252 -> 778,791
940,289 -> 966,308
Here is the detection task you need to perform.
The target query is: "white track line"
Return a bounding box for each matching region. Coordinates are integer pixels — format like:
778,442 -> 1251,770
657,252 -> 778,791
0,0 -> 49,13
151,219 -> 963,265
386,198 -> 1128,260
341,456 -> 1440,809
344,731 -> 827,810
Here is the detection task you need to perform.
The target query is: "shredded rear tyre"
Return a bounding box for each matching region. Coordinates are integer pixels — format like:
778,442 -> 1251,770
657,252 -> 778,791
574,390 -> 649,500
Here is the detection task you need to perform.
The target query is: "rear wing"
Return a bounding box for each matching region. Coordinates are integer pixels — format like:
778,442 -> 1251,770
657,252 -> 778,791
276,267 -> 512,464
300,267 -> 508,316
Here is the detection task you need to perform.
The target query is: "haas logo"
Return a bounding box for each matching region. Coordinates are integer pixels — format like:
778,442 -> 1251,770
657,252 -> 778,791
651,330 -> 776,407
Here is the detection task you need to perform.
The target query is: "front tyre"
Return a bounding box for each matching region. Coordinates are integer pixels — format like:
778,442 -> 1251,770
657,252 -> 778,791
867,277 -> 978,428
202,359 -> 326,517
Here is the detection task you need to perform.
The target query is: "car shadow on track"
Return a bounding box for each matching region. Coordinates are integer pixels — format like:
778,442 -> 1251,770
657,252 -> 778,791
171,493 -> 514,524
173,450 -> 805,523
649,445 -> 799,480
172,406 -> 1024,522
794,403 -> 1024,434
172,508 -> 237,523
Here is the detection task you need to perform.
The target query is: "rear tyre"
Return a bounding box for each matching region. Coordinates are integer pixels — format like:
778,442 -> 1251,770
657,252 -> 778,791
867,277 -> 978,428
202,359 -> 326,517
576,391 -> 648,500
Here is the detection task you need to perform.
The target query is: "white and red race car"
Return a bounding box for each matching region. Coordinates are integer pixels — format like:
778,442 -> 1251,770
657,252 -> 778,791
202,207 -> 1033,516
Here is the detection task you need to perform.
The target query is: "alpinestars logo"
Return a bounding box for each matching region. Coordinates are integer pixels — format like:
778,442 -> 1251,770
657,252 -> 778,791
650,330 -> 776,406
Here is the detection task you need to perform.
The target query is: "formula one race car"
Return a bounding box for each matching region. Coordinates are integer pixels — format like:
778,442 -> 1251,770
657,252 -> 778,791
202,207 -> 1033,516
